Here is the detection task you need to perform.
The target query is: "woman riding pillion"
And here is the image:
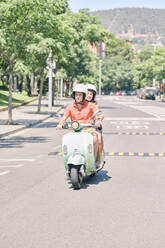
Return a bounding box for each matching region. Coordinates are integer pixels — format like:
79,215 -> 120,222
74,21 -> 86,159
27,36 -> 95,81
86,84 -> 104,167
56,84 -> 103,168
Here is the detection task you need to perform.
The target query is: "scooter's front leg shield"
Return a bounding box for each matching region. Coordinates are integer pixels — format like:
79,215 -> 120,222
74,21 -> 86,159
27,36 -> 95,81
62,132 -> 96,175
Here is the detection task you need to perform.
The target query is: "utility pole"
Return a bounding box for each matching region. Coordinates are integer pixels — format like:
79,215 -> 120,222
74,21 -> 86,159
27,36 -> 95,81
60,78 -> 63,100
99,59 -> 102,96
98,42 -> 105,96
48,66 -> 53,111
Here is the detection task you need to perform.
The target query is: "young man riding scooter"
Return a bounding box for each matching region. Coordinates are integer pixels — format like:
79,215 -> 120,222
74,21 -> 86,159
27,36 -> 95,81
56,84 -> 103,168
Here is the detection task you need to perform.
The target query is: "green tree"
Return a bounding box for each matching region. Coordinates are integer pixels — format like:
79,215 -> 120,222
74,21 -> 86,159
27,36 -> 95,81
0,0 -> 68,123
59,10 -> 108,85
152,48 -> 165,83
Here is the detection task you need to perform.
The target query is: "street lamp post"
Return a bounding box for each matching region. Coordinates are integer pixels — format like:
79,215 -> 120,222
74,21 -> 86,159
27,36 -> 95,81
98,42 -> 105,97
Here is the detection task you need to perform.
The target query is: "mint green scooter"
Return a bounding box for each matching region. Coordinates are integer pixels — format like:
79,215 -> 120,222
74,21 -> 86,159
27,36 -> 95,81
62,121 -> 105,189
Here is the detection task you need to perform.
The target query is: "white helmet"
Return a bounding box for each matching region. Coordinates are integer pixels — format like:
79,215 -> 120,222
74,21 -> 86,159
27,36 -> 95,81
86,84 -> 97,94
72,84 -> 87,94
72,84 -> 87,100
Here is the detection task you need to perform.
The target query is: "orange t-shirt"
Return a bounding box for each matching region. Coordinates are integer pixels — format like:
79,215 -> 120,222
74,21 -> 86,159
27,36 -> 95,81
64,101 -> 99,124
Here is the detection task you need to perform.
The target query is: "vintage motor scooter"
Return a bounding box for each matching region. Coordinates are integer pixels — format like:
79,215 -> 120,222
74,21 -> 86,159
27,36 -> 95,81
62,121 -> 105,189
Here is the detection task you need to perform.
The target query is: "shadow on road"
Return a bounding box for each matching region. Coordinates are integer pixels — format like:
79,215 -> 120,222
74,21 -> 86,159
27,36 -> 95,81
0,136 -> 49,149
34,121 -> 59,128
82,170 -> 111,189
67,170 -> 111,190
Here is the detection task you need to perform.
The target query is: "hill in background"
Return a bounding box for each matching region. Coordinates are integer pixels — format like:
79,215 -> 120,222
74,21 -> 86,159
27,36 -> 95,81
90,8 -> 165,47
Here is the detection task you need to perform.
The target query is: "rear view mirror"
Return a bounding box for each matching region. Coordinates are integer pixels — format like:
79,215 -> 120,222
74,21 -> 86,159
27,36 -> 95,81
63,123 -> 69,129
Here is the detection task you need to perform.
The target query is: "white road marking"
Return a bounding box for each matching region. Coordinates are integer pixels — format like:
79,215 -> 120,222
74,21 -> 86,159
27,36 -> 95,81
116,125 -> 149,130
110,120 -> 150,130
0,164 -> 24,168
111,120 -> 150,125
104,117 -> 158,121
0,159 -> 35,162
0,171 -> 9,176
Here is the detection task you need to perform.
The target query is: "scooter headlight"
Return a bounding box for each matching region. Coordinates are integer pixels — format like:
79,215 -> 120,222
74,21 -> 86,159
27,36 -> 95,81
72,121 -> 80,131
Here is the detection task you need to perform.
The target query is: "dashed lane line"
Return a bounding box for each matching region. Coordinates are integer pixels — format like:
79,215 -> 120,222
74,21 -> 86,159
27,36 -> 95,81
0,171 -> 10,176
50,152 -> 165,158
106,152 -> 165,157
103,132 -> 165,136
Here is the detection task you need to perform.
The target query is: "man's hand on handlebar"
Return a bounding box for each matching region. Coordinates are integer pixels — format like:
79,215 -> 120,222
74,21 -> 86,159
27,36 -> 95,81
56,124 -> 63,129
95,120 -> 102,129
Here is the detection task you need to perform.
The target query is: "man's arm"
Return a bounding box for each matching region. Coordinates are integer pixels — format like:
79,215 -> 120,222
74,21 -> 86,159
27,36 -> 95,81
94,110 -> 104,121
56,105 -> 70,129
94,111 -> 104,128
56,115 -> 68,129
91,103 -> 104,128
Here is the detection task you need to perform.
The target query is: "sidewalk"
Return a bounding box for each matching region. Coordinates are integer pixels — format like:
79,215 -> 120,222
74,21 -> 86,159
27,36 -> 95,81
0,98 -> 71,138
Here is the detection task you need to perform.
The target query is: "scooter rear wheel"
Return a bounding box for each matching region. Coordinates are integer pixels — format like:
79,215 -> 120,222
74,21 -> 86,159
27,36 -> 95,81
70,167 -> 81,190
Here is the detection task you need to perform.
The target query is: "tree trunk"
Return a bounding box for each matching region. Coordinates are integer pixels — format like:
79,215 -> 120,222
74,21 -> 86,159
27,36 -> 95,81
8,62 -> 13,125
31,73 -> 35,95
52,78 -> 55,106
13,75 -> 18,92
26,75 -> 31,96
18,75 -> 23,93
37,69 -> 44,113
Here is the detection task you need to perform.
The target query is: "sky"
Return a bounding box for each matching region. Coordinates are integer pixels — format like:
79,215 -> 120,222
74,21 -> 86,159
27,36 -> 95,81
68,0 -> 165,12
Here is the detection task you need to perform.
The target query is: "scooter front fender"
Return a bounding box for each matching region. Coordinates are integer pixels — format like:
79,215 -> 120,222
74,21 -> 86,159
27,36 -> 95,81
67,154 -> 85,166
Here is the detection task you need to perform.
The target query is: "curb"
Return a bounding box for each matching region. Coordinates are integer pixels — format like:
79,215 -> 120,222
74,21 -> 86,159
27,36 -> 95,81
0,104 -> 64,138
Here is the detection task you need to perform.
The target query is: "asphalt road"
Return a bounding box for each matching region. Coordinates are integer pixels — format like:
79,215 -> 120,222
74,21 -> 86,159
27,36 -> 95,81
0,96 -> 165,248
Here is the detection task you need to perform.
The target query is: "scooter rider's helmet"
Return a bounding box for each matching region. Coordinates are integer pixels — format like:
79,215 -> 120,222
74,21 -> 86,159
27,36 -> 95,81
86,84 -> 97,102
72,84 -> 87,101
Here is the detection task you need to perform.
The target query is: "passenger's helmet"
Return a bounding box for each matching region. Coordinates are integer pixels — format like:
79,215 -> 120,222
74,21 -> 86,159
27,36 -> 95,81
86,84 -> 97,101
72,84 -> 87,100
86,84 -> 97,93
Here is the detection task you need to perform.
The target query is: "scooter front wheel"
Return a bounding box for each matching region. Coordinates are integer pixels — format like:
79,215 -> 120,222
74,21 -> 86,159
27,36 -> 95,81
70,167 -> 81,190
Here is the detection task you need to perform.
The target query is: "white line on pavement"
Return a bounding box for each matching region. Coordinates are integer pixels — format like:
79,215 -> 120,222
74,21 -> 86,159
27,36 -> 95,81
0,159 -> 35,162
0,164 -> 24,168
0,171 -> 10,176
104,117 -> 158,121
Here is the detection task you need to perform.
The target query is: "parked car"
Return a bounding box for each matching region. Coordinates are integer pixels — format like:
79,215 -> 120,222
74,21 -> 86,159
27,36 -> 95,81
141,88 -> 157,100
